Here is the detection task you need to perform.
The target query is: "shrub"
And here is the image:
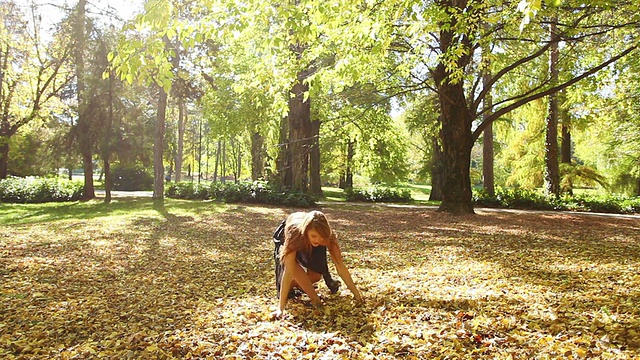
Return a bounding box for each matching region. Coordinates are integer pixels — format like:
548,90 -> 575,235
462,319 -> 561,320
165,181 -> 317,207
473,187 -> 639,214
0,176 -> 83,203
345,186 -> 413,203
110,165 -> 153,191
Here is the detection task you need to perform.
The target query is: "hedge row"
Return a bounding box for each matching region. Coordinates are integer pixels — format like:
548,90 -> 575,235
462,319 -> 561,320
0,177 -> 83,203
473,188 -> 640,214
345,186 -> 413,203
165,181 -> 317,207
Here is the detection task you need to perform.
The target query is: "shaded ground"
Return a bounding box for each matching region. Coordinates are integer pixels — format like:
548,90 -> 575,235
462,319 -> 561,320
1,200 -> 639,359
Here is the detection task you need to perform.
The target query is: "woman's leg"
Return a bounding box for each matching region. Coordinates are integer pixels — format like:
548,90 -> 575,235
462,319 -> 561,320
291,269 -> 322,289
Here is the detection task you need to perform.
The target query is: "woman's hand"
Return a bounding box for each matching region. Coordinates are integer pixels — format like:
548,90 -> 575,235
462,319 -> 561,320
270,309 -> 284,320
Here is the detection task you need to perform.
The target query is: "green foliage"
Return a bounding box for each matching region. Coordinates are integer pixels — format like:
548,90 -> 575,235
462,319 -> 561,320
345,186 -> 412,203
473,187 -> 640,214
0,177 -> 83,203
166,181 -> 316,207
110,165 -> 154,191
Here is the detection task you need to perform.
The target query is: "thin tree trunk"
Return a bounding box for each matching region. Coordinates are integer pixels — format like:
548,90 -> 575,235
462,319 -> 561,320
222,140 -> 226,184
237,142 -> 241,183
214,140 -> 220,182
309,119 -> 323,196
104,70 -> 114,204
153,85 -> 167,200
175,100 -> 185,182
560,90 -> 571,164
198,115 -> 202,183
545,19 -> 560,198
251,131 -> 264,180
482,41 -> 495,197
76,0 -> 95,200
344,139 -> 355,189
275,116 -> 291,189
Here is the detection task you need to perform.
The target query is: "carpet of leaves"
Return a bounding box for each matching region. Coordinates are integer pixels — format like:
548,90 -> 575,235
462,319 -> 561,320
1,202 -> 639,359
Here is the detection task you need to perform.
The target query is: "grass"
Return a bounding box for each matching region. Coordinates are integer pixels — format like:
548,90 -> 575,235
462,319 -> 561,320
321,184 -> 440,206
1,199 -> 639,359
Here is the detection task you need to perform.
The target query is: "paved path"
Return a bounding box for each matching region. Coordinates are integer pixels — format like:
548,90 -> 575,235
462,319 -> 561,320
94,190 -> 152,198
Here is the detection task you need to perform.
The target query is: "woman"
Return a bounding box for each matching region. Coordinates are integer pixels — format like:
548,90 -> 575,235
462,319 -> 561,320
272,211 -> 363,319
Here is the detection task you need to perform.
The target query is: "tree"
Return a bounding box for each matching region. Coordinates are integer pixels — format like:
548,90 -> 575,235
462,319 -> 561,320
349,1 -> 640,213
0,0 -> 74,179
544,15 -> 560,198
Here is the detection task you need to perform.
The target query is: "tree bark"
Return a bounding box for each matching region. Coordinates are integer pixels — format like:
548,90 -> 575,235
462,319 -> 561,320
434,74 -> 474,214
431,2 -> 475,214
222,140 -> 226,183
75,0 -> 95,200
153,86 -> 167,199
341,139 -> 355,189
213,140 -> 221,182
104,69 -> 114,204
429,134 -> 444,202
251,131 -> 264,180
0,142 -> 8,179
309,119 -> 323,196
288,77 -> 311,192
175,100 -> 185,182
545,19 -> 560,198
482,46 -> 495,197
560,90 -> 571,164
275,116 -> 291,189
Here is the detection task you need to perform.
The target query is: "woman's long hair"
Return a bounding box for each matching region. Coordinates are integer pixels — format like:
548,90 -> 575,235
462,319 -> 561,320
279,211 -> 333,262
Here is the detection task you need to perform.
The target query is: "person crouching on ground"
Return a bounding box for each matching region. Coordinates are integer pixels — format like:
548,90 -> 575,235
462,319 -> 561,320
272,210 -> 363,319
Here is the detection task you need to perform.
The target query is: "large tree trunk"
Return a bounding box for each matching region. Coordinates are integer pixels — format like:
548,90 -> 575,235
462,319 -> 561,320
545,20 -> 560,198
175,100 -> 185,182
309,119 -> 323,196
153,86 -> 167,199
434,77 -> 474,213
251,131 -> 264,180
288,77 -> 311,192
432,2 -> 474,214
429,134 -> 444,202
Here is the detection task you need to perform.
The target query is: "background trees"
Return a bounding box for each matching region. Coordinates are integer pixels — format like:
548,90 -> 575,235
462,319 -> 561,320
3,0 -> 639,211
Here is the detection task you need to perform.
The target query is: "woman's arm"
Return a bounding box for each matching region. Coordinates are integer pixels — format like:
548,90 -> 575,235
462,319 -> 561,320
328,242 -> 363,302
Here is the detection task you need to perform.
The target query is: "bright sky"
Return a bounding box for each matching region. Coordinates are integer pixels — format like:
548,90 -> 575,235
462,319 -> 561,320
28,0 -> 143,36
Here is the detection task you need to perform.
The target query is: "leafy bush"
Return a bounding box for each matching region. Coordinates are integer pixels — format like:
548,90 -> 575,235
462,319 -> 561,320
110,165 -> 153,191
0,176 -> 83,203
345,186 -> 413,203
473,187 -> 640,214
166,181 -> 317,207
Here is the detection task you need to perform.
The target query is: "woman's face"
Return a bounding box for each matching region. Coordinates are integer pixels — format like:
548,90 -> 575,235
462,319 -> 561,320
307,228 -> 324,247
